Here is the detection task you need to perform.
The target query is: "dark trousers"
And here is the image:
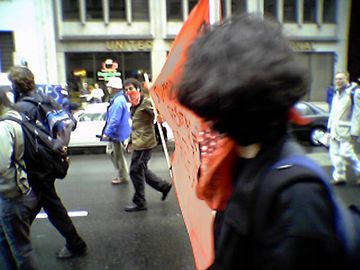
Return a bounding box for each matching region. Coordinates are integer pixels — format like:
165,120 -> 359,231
130,149 -> 169,206
30,179 -> 86,252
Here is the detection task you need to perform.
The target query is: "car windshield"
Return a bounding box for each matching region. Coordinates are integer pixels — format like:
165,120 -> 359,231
79,113 -> 105,121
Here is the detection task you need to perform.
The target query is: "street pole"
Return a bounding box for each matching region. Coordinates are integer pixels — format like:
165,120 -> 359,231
209,0 -> 221,25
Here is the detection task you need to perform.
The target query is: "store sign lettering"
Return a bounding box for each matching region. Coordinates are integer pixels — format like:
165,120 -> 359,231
290,41 -> 314,51
106,40 -> 153,51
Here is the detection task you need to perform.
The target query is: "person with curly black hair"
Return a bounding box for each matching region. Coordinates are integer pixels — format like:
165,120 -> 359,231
176,14 -> 347,269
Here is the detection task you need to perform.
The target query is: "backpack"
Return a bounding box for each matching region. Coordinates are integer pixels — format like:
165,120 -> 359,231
0,115 -> 69,180
21,93 -> 77,146
255,155 -> 360,268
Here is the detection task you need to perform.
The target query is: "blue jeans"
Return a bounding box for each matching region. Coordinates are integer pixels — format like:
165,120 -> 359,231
0,190 -> 39,270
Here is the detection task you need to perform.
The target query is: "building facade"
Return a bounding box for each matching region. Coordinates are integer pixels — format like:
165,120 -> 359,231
0,0 -> 351,101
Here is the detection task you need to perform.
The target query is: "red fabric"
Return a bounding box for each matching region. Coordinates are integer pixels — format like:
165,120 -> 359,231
126,90 -> 141,106
196,125 -> 237,210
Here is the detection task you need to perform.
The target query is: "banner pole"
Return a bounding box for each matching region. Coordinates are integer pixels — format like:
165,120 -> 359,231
209,0 -> 221,25
144,73 -> 173,179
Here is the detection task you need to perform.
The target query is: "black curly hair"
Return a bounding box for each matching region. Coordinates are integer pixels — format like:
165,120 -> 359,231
176,14 -> 308,146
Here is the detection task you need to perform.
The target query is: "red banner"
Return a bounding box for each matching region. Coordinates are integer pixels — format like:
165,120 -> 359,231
150,1 -> 214,269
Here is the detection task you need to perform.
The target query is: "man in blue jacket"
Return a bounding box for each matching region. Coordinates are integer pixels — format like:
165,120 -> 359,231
102,77 -> 132,184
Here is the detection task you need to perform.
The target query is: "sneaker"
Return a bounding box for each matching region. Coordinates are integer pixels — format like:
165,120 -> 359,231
330,179 -> 346,185
111,177 -> 128,185
56,246 -> 87,259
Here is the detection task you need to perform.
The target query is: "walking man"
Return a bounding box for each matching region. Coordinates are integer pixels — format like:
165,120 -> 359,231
123,78 -> 172,212
8,66 -> 87,259
328,71 -> 360,184
102,77 -> 132,184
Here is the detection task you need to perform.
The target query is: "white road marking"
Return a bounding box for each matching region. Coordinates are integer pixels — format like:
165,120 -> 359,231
36,211 -> 89,219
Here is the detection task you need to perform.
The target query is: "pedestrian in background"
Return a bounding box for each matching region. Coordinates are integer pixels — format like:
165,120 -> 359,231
0,89 -> 39,269
8,66 -> 87,259
327,71 -> 360,185
176,14 -> 347,269
91,83 -> 104,103
102,77 -> 132,184
123,78 -> 172,212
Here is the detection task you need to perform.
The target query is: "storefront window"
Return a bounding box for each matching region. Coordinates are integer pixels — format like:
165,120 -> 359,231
323,0 -> 336,23
167,0 -> 183,21
264,0 -> 277,20
284,0 -> 296,22
86,0 -> 103,20
303,0 -> 316,23
132,0 -> 149,21
110,0 -> 126,20
62,0 -> 80,21
65,52 -> 151,92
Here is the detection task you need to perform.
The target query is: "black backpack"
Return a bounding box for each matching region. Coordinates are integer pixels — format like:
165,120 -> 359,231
0,115 -> 69,180
255,155 -> 360,268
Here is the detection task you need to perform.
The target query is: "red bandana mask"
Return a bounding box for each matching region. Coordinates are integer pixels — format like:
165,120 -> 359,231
127,90 -> 141,106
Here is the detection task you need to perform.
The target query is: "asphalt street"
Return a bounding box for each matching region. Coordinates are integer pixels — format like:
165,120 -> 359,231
30,144 -> 360,270
31,147 -> 195,270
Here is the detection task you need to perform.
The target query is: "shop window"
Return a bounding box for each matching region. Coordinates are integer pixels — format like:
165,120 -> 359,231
323,0 -> 336,23
132,0 -> 149,21
303,0 -> 316,23
65,52 -> 151,91
167,0 -> 183,21
86,0 -> 103,20
264,0 -> 277,20
110,0 -> 126,20
284,0 -> 296,22
62,0 -> 80,21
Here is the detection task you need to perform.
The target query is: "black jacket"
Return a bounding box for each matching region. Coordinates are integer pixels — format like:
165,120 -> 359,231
210,136 -> 345,270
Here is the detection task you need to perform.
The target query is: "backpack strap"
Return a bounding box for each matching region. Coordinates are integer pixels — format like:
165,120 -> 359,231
255,155 -> 356,256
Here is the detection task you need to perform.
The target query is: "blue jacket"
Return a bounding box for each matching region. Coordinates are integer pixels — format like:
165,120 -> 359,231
103,91 -> 131,142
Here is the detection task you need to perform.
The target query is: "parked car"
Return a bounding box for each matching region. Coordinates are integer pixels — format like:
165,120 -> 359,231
69,102 -> 109,148
291,101 -> 329,146
69,102 -> 174,149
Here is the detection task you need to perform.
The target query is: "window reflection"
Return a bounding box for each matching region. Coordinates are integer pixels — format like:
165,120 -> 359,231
86,0 -> 103,20
189,0 -> 197,14
323,0 -> 336,23
264,0 -> 277,20
109,0 -> 126,20
62,0 -> 79,21
303,0 -> 316,23
284,0 -> 296,22
132,0 -> 149,21
167,0 -> 182,21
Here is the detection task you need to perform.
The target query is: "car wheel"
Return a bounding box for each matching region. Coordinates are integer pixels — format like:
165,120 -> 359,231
310,127 -> 326,146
